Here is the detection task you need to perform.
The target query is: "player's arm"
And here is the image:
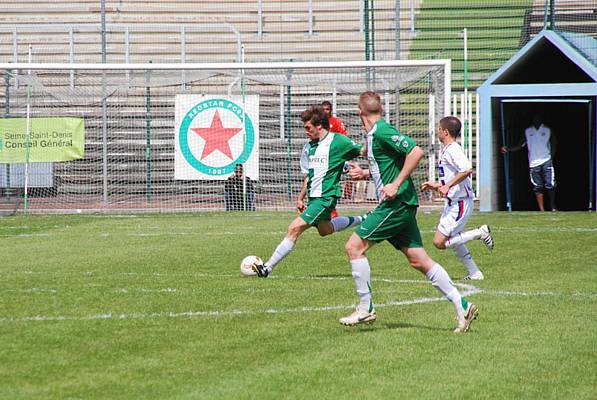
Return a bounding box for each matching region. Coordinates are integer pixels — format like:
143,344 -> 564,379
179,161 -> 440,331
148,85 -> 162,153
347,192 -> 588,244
500,136 -> 526,153
348,162 -> 370,180
437,169 -> 472,197
381,146 -> 424,201
550,128 -> 557,159
297,143 -> 310,212
420,180 -> 441,191
296,176 -> 308,212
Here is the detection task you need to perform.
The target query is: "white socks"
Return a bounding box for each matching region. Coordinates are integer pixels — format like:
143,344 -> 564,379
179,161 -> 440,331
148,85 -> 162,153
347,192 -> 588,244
425,263 -> 466,316
265,237 -> 295,271
452,244 -> 481,276
331,215 -> 362,233
445,227 -> 483,248
350,258 -> 373,312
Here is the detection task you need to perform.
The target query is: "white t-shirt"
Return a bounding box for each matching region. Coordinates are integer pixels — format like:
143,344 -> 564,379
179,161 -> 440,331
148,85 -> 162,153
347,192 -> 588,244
438,141 -> 473,201
524,124 -> 552,168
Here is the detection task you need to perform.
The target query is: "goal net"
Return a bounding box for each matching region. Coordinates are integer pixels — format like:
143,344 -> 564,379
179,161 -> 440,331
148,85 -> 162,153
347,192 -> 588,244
0,60 -> 449,213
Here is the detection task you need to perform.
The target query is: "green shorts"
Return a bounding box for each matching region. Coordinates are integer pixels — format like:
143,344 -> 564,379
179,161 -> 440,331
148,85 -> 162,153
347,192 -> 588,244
355,200 -> 423,249
300,197 -> 338,226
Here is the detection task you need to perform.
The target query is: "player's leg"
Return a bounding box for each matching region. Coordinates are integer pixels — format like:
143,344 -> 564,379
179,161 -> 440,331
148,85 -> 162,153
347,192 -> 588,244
435,202 -> 484,278
530,165 -> 545,211
443,199 -> 493,250
339,232 -> 377,326
401,246 -> 478,333
256,197 -> 336,277
431,203 -> 452,249
440,199 -> 494,250
320,214 -> 363,235
445,225 -> 493,250
544,160 -> 557,211
254,215 -> 311,278
338,202 -> 417,326
432,230 -> 450,250
388,208 -> 478,332
224,191 -> 230,211
453,244 -> 483,280
314,197 -> 364,236
535,192 -> 545,211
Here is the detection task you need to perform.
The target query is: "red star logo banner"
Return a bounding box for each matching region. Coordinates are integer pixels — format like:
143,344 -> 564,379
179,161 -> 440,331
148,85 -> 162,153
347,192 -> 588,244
191,110 -> 242,160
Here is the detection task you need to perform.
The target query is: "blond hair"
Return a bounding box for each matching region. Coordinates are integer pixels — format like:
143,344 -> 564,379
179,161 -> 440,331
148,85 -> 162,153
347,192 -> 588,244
359,91 -> 382,116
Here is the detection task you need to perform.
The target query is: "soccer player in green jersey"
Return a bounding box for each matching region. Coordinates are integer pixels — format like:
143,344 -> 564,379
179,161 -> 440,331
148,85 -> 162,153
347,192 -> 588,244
252,106 -> 364,278
342,92 -> 479,333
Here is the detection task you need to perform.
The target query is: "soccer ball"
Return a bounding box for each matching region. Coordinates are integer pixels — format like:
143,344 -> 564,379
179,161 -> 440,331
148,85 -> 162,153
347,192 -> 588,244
240,255 -> 263,277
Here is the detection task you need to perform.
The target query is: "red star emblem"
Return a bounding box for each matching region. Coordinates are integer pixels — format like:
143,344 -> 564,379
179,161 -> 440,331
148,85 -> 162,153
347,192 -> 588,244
191,110 -> 242,160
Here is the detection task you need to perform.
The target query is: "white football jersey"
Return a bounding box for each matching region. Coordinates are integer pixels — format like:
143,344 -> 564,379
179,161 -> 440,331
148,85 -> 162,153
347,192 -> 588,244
524,124 -> 552,168
438,141 -> 473,201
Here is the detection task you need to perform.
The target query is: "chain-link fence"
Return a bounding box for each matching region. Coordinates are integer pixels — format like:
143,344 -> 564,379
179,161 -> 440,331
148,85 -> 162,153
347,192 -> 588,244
1,1 -> 594,89
0,1 -> 595,213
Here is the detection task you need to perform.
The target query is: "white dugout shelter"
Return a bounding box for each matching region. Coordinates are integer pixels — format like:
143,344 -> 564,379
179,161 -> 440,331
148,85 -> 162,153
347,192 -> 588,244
477,30 -> 597,212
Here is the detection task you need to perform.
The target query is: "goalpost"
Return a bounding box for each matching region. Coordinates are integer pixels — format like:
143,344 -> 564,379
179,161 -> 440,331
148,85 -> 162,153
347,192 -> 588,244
0,60 -> 450,213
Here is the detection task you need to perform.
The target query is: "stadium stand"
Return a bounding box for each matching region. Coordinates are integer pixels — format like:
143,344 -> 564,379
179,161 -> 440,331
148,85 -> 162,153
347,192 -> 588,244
0,0 -> 410,63
0,1 -> 594,211
523,0 -> 597,44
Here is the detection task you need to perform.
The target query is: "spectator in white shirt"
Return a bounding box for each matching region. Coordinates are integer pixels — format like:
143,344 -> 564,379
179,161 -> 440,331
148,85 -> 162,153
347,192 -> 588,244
500,115 -> 557,211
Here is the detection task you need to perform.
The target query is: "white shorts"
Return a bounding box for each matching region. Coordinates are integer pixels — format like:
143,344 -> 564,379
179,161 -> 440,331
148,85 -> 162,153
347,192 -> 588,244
437,198 -> 474,238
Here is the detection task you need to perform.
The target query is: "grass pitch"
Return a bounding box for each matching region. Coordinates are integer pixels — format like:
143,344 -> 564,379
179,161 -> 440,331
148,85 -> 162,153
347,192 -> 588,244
0,211 -> 595,399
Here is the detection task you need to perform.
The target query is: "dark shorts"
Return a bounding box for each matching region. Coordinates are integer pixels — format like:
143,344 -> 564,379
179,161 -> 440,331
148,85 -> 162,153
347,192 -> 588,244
530,160 -> 556,192
355,200 -> 423,249
300,197 -> 338,226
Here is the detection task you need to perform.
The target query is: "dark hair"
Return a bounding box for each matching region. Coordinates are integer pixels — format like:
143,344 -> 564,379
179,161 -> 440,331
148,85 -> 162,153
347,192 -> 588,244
321,100 -> 332,109
439,116 -> 462,138
234,163 -> 243,172
301,106 -> 330,130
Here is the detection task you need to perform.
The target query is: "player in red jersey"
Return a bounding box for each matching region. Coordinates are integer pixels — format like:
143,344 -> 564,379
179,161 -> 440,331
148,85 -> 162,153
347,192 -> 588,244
322,101 -> 348,136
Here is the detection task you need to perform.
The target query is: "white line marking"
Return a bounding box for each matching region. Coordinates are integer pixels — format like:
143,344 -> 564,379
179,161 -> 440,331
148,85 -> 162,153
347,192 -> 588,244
495,226 -> 597,233
480,289 -> 597,298
1,271 -> 594,323
0,280 -> 480,323
4,288 -> 58,293
3,225 -> 597,238
0,231 -> 289,238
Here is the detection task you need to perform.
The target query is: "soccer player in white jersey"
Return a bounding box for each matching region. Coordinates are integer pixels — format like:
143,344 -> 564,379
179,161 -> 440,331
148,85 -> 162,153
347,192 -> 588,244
344,92 -> 479,333
421,116 -> 494,281
500,114 -> 557,211
252,106 -> 364,278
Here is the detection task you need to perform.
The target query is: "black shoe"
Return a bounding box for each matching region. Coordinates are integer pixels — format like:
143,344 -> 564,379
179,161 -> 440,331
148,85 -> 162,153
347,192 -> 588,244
252,262 -> 270,278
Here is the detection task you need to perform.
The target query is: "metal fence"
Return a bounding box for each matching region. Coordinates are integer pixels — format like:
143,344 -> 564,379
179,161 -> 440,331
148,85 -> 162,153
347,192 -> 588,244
1,1 -> 594,88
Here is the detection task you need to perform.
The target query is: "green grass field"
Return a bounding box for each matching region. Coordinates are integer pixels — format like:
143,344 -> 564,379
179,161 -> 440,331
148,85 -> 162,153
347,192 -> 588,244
1,211 -> 595,399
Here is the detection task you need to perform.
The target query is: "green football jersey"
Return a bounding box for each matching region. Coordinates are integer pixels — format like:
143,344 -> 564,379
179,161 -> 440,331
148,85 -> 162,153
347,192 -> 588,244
366,119 -> 419,206
300,132 -> 362,198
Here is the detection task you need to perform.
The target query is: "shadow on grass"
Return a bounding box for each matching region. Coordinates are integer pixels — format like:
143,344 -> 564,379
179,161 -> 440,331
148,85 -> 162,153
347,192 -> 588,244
382,321 -> 447,332
314,273 -> 349,278
338,321 -> 447,333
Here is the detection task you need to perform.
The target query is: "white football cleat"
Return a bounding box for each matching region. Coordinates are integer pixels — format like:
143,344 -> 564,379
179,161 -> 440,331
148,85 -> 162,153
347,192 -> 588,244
339,306 -> 377,326
478,225 -> 494,251
463,271 -> 485,281
453,303 -> 479,333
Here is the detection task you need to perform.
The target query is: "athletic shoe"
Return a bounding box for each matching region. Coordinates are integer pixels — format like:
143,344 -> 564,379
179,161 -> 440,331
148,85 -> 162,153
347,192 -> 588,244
453,303 -> 479,333
252,262 -> 270,278
339,306 -> 377,326
463,271 -> 484,281
478,225 -> 494,250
